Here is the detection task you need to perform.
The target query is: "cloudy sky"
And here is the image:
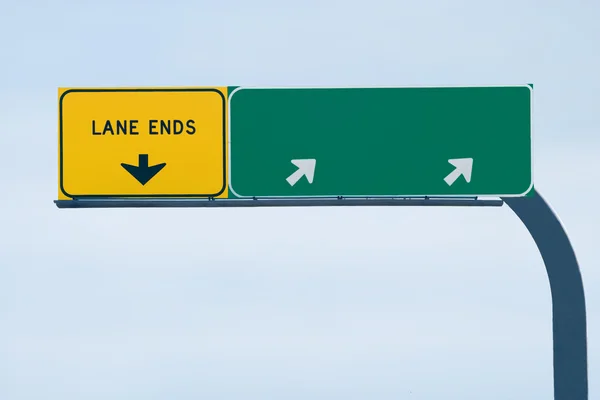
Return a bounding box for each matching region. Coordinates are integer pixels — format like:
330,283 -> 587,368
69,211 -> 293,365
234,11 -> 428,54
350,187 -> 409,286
1,0 -> 599,399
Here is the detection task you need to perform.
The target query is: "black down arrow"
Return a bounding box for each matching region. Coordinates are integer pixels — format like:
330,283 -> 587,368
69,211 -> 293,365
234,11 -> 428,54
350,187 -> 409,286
121,154 -> 166,185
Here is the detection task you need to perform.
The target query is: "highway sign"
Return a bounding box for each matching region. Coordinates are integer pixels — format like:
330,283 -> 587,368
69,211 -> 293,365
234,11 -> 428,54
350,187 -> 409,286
228,86 -> 533,198
58,87 -> 227,199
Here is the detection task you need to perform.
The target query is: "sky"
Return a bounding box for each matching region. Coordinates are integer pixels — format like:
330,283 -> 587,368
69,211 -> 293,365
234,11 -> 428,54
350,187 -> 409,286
1,0 -> 600,399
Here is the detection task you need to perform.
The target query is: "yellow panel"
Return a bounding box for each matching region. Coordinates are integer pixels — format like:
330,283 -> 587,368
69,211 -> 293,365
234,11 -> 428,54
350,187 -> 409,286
58,87 -> 228,199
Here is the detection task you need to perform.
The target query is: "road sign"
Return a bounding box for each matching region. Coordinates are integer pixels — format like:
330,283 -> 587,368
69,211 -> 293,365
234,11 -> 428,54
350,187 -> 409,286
58,87 -> 227,199
228,85 -> 533,198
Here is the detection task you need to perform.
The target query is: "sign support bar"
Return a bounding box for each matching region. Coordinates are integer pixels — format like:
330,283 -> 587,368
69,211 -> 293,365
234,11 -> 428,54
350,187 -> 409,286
504,190 -> 588,400
54,197 -> 503,208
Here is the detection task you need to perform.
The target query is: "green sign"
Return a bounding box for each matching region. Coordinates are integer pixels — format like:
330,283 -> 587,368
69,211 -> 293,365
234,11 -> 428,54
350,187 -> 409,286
228,86 -> 532,198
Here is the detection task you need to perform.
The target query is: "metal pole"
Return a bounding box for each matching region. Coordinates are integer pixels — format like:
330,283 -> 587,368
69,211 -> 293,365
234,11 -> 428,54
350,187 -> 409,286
504,190 -> 588,400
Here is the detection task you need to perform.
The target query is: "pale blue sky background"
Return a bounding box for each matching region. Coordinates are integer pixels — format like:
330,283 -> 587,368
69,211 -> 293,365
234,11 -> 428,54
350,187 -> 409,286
1,0 -> 599,399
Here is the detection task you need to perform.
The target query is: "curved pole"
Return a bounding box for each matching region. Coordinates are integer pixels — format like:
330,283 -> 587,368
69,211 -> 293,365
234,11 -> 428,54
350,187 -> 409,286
503,189 -> 588,400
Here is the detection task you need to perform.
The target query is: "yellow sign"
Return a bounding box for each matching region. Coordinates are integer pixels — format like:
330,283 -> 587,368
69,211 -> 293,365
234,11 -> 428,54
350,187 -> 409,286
58,87 -> 227,199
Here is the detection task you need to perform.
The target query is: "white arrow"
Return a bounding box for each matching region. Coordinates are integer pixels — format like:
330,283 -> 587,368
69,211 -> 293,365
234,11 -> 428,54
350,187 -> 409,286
286,159 -> 316,186
444,158 -> 473,186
